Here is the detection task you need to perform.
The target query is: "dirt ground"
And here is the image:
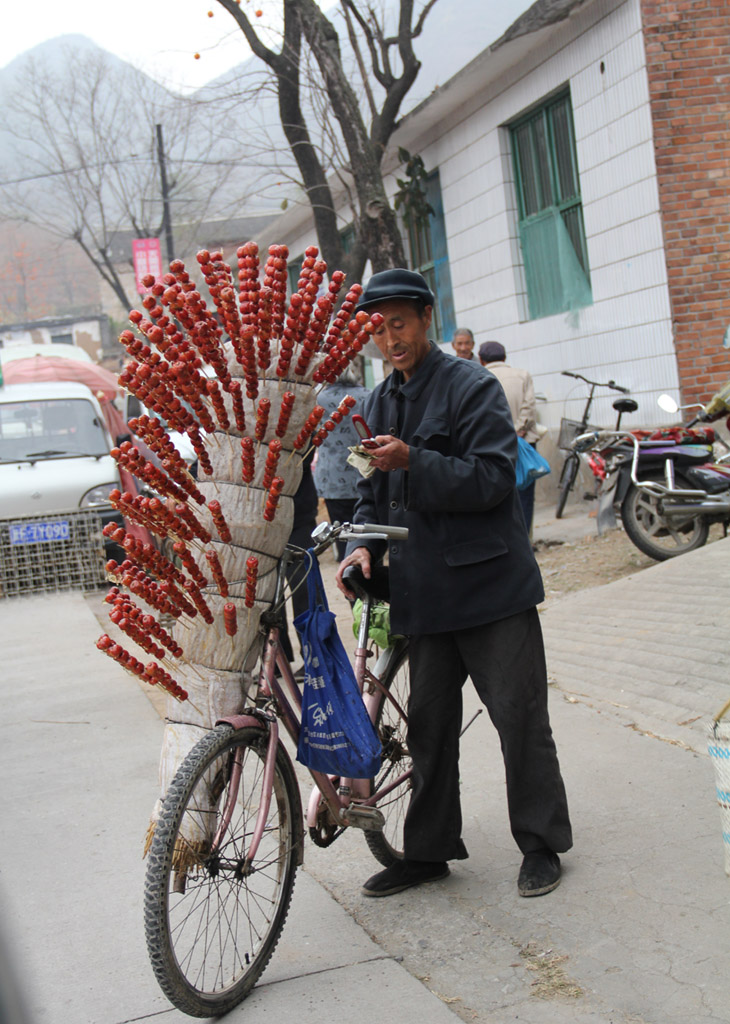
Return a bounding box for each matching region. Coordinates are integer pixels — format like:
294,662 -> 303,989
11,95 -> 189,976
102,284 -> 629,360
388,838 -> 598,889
532,520 -> 726,609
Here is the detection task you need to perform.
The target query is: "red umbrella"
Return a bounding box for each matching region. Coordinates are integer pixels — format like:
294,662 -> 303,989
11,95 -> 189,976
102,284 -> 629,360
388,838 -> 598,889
2,355 -> 121,402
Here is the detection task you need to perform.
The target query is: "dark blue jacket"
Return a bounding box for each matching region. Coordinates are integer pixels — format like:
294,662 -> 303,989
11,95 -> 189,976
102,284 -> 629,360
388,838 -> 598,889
351,344 -> 544,634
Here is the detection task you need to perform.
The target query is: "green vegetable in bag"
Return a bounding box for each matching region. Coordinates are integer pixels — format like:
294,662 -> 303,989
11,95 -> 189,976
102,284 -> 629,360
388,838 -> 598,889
351,599 -> 402,648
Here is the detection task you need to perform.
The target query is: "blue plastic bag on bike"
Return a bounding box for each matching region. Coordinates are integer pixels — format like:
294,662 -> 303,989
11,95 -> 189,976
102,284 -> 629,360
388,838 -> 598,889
515,435 -> 551,491
294,551 -> 381,779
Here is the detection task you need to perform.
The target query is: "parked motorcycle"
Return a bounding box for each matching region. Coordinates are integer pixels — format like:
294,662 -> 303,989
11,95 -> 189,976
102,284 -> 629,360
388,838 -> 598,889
573,381 -> 730,561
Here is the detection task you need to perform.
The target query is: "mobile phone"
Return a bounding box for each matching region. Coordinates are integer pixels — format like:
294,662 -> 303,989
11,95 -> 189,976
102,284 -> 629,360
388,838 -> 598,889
351,414 -> 384,449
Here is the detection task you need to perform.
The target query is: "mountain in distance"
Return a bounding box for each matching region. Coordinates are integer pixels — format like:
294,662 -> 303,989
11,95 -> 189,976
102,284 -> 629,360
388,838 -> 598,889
0,0 -> 536,213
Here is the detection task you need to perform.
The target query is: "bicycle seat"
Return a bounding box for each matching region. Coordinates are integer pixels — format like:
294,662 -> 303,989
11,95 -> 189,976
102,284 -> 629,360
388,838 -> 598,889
342,564 -> 390,602
612,398 -> 638,415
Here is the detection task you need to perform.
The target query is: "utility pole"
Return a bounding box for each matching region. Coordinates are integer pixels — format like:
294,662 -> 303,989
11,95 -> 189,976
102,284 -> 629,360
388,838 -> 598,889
156,124 -> 175,265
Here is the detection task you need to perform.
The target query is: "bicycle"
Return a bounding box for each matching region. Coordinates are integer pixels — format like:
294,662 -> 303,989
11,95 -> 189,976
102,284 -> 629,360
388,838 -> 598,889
555,370 -> 636,519
143,519 -> 412,1018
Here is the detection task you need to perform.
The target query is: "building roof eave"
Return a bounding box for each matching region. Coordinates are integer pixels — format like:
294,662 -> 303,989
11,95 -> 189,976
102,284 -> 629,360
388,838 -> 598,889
392,0 -> 590,152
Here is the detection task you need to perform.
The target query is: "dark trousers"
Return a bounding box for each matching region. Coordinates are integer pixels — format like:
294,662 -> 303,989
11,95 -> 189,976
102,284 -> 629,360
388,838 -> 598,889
404,607 -> 572,862
519,480 -> 535,534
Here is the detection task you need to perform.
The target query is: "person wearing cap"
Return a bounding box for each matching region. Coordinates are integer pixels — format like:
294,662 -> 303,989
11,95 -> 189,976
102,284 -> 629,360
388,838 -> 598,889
478,341 -> 543,533
335,268 -> 572,900
313,370 -> 372,562
451,327 -> 476,360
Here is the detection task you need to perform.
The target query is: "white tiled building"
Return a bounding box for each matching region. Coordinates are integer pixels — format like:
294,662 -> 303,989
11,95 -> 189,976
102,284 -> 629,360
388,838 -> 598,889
396,0 -> 676,441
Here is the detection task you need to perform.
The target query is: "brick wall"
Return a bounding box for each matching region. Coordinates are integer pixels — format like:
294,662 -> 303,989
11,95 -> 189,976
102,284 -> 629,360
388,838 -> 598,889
641,0 -> 730,407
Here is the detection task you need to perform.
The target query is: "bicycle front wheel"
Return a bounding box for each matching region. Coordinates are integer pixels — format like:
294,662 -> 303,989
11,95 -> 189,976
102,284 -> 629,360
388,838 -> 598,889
365,643 -> 412,866
144,724 -> 301,1018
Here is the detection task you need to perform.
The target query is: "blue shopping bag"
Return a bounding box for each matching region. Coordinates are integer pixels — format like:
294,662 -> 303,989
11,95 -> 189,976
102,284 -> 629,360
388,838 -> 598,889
294,552 -> 381,779
515,435 -> 551,490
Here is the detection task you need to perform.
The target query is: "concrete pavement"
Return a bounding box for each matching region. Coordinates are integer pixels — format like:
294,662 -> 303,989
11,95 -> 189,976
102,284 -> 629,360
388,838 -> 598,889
1,506 -> 729,1024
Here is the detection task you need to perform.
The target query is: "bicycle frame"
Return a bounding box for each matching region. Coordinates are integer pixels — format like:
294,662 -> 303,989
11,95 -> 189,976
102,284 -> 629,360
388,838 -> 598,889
216,523 -> 412,867
556,372 -> 632,518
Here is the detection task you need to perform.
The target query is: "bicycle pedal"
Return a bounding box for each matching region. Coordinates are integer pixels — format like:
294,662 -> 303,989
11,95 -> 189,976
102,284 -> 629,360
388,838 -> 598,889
583,492 -> 598,501
343,805 -> 385,832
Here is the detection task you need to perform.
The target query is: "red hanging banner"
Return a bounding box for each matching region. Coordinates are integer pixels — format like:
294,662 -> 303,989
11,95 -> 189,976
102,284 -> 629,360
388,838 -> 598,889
132,238 -> 163,294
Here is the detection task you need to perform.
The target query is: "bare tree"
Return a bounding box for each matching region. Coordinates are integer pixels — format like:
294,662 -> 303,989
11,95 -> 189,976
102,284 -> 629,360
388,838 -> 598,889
0,47 -> 243,312
215,0 -> 439,279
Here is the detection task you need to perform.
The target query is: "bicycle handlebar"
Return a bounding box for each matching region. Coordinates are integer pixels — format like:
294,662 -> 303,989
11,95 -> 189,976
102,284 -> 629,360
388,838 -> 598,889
346,522 -> 409,540
310,520 -> 409,553
561,370 -> 630,394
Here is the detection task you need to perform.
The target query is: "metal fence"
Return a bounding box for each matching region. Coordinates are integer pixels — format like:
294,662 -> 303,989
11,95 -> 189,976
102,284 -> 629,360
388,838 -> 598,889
0,510 -> 106,598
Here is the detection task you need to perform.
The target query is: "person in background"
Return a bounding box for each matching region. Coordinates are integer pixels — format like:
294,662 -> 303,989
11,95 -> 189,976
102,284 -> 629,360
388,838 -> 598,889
336,269 -> 572,900
280,458 -> 319,668
313,371 -> 372,562
451,328 -> 476,361
479,340 -> 542,534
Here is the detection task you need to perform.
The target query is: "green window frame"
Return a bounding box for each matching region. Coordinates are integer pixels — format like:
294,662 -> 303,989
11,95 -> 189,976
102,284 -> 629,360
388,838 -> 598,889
510,91 -> 592,320
406,169 -> 455,344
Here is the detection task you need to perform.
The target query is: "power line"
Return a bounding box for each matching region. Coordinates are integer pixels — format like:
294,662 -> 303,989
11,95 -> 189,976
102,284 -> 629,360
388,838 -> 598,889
0,156 -> 263,189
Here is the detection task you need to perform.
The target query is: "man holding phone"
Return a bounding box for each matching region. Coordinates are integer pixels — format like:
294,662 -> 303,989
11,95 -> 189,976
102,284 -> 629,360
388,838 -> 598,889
335,269 -> 572,899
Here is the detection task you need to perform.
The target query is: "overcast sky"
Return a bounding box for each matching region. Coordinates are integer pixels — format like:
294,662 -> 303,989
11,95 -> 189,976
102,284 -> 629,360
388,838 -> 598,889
4,0 -> 536,93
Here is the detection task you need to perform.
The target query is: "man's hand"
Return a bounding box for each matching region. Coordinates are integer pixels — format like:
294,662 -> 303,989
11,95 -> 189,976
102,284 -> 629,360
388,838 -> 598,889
335,546 -> 372,599
367,436 -> 410,473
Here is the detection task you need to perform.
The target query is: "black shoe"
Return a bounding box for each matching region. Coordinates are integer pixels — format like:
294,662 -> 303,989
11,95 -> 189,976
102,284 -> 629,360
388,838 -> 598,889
362,859 -> 449,898
518,849 -> 561,897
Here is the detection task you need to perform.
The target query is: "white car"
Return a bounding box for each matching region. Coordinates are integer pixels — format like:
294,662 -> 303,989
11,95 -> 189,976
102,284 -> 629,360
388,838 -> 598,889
0,380 -> 122,533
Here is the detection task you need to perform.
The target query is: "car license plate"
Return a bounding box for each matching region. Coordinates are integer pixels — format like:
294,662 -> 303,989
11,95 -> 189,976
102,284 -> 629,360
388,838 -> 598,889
9,520 -> 71,544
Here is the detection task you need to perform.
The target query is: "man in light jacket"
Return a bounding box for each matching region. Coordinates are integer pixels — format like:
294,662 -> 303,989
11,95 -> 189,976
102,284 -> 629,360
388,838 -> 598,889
479,340 -> 543,533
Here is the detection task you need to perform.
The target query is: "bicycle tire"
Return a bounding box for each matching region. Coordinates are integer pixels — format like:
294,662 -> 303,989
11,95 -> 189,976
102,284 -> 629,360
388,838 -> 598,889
144,724 -> 301,1018
620,470 -> 709,561
364,643 -> 412,866
555,454 -> 579,519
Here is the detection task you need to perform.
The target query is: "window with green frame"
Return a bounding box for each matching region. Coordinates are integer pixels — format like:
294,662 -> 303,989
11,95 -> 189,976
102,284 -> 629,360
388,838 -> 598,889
406,169 -> 455,344
510,91 -> 592,320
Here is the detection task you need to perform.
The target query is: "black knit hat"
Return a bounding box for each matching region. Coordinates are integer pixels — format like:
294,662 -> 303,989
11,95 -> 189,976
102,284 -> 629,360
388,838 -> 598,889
356,268 -> 435,312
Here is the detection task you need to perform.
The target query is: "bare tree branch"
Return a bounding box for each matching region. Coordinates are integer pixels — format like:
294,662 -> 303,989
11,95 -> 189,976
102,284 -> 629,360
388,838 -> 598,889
217,0 -> 440,277
0,47 -> 246,314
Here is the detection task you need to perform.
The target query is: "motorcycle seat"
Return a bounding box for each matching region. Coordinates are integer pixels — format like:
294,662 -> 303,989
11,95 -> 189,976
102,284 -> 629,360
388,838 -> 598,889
613,398 -> 638,415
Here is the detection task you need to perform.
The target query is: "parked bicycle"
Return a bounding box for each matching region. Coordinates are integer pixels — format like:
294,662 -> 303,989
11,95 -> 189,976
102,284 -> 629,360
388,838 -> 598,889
143,519 -> 413,1018
555,370 -> 636,518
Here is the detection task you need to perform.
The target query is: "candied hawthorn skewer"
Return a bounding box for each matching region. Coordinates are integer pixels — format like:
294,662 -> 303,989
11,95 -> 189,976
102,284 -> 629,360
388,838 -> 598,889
205,549 -> 229,597
229,380 -> 246,433
255,397 -> 271,443
97,635 -> 146,680
223,602 -> 237,638
293,406 -> 325,451
207,499 -> 232,543
275,391 -> 296,438
172,540 -> 208,588
262,439 -> 282,491
263,477 -> 284,523
245,556 -> 259,609
241,436 -> 256,484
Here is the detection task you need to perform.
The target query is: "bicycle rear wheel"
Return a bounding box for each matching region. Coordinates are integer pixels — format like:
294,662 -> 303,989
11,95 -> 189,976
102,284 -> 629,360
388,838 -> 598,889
555,454 -> 579,519
144,724 -> 301,1018
365,643 -> 412,866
